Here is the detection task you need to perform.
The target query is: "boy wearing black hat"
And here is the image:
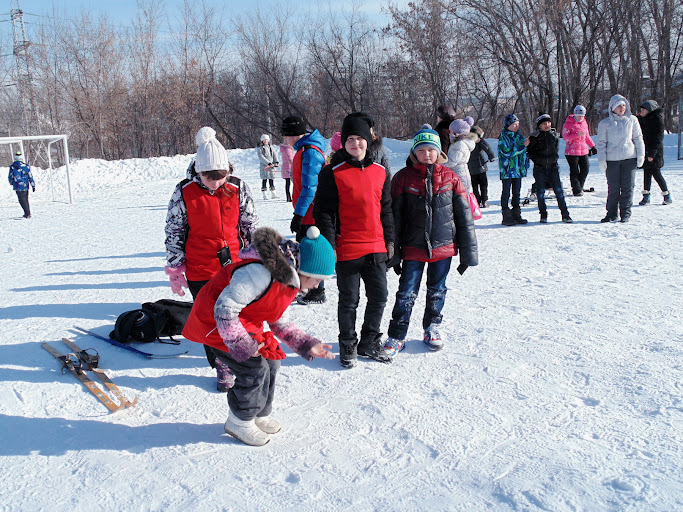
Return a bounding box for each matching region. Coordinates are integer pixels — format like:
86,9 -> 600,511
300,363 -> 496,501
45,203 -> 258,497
314,113 -> 395,367
526,114 -> 572,223
280,115 -> 329,304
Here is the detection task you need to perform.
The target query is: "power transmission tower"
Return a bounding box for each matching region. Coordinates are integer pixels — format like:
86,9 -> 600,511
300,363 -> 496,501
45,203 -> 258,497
10,0 -> 36,134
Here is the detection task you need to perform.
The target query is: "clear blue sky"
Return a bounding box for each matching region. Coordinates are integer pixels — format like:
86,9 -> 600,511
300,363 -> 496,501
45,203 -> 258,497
9,0 -> 396,30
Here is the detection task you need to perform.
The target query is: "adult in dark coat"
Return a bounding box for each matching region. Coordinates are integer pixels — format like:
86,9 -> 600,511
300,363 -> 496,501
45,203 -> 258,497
637,100 -> 672,205
435,105 -> 457,154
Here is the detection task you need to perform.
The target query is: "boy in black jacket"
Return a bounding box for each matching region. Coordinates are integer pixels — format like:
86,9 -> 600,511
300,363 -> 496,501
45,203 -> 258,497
526,114 -> 572,223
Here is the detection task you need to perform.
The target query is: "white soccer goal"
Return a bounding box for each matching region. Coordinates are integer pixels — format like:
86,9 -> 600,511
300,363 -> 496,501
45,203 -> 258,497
1,134 -> 73,203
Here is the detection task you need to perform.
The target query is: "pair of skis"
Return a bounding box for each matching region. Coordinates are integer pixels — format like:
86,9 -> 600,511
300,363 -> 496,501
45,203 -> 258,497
42,338 -> 138,412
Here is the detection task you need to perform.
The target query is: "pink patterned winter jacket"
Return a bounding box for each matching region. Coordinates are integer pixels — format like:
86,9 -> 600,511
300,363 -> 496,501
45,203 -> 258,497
562,115 -> 596,156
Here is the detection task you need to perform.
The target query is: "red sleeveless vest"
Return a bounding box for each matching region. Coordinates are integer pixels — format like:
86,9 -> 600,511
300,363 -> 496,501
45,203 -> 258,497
332,161 -> 388,261
182,180 -> 241,281
182,260 -> 299,353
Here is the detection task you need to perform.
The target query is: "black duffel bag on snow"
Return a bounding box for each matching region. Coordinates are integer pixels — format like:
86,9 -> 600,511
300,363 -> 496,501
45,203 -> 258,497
109,299 -> 193,344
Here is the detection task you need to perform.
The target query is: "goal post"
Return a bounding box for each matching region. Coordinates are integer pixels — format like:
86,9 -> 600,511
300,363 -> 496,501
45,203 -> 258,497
0,134 -> 73,203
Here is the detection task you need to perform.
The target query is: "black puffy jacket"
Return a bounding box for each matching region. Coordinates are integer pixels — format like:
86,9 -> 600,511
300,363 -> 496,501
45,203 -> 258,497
527,129 -> 559,168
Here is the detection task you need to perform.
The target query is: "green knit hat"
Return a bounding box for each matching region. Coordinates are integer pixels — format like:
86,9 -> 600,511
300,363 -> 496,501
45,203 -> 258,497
299,227 -> 335,279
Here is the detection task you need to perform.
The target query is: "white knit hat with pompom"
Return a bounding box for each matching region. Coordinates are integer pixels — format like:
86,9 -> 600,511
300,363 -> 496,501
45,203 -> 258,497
195,127 -> 230,173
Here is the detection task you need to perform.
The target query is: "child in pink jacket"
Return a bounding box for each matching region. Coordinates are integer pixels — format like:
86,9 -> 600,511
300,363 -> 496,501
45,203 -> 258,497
279,142 -> 295,202
562,105 -> 597,196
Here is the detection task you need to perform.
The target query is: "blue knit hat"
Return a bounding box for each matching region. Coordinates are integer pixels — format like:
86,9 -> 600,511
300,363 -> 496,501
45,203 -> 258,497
412,128 -> 441,152
299,227 -> 335,279
504,114 -> 519,129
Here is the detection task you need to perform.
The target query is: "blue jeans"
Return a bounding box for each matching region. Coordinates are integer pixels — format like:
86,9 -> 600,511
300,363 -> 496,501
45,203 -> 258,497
387,258 -> 452,340
533,165 -> 569,217
501,177 -> 522,209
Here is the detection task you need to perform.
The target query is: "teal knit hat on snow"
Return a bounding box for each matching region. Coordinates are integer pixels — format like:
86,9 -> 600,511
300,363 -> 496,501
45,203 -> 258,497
299,227 -> 335,279
412,128 -> 441,153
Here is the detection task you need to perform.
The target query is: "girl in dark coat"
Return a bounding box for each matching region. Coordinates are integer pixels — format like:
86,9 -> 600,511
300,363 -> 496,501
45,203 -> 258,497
637,101 -> 672,205
468,125 -> 496,207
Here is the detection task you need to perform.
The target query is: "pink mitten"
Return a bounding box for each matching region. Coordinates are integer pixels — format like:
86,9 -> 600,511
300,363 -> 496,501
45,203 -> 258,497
165,265 -> 188,296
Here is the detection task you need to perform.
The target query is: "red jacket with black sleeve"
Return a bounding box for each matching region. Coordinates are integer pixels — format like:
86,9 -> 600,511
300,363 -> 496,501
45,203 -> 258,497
313,149 -> 394,262
390,156 -> 478,265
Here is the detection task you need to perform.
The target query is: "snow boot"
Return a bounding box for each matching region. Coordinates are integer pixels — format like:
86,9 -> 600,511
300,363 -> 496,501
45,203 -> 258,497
601,215 -> 618,223
662,191 -> 672,205
215,358 -> 235,392
501,209 -> 516,226
339,342 -> 357,368
383,337 -> 405,358
512,207 -> 528,225
270,189 -> 278,199
357,334 -> 392,363
262,190 -> 268,200
539,212 -> 547,223
423,324 -> 444,351
255,416 -> 281,434
224,411 -> 270,446
562,214 -> 573,224
297,287 -> 326,305
639,191 -> 650,205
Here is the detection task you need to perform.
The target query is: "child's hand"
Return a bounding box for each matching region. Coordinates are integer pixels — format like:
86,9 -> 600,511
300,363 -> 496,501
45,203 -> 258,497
524,137 -> 530,146
252,342 -> 265,358
309,343 -> 335,359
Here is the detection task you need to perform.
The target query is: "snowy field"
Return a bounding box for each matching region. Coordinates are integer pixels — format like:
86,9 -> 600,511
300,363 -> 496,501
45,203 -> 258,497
1,135 -> 682,511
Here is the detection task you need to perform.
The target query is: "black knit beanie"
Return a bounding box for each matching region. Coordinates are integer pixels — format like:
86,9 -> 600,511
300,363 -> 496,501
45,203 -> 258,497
281,116 -> 307,136
341,113 -> 373,146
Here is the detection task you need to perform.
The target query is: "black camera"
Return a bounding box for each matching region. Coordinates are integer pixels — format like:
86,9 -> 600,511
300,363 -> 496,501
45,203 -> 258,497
217,246 -> 232,267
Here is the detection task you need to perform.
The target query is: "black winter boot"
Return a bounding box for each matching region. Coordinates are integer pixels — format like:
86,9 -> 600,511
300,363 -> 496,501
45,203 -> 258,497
539,212 -> 547,223
512,207 -> 528,225
639,191 -> 650,206
501,209 -> 516,226
339,342 -> 357,368
357,334 -> 392,363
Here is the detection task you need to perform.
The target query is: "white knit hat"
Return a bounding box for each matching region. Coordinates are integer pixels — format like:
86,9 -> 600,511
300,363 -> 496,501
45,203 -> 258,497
194,127 -> 230,173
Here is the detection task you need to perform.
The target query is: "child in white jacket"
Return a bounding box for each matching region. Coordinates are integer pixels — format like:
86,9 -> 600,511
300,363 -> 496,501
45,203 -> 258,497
445,117 -> 476,194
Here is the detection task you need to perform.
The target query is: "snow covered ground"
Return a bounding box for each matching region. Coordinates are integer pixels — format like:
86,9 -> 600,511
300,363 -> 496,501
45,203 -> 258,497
1,135 -> 682,511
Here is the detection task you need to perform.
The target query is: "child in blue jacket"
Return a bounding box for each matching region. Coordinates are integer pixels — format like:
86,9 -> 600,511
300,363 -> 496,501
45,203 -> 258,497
8,151 -> 35,219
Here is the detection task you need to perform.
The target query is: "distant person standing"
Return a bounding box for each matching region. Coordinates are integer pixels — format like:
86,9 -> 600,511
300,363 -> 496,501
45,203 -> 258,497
468,125 -> 495,208
434,105 -> 457,153
562,105 -> 597,196
596,95 -> 645,223
279,140 -> 294,203
498,114 -> 530,226
258,134 -> 280,200
526,113 -> 572,223
637,100 -> 672,205
8,150 -> 35,219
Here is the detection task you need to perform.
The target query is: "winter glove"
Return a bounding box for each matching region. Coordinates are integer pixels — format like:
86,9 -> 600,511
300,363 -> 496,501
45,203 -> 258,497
588,147 -> 597,156
32,185 -> 36,192
257,332 -> 287,360
165,264 -> 189,297
386,242 -> 394,262
599,161 -> 607,174
393,262 -> 402,276
290,214 -> 303,234
457,264 -> 468,275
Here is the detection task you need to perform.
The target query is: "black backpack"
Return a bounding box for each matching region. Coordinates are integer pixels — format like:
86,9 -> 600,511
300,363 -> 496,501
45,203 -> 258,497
109,299 -> 193,344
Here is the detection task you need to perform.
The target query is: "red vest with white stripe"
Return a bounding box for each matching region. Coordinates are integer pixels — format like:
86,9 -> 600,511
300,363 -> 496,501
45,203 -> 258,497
182,180 -> 241,281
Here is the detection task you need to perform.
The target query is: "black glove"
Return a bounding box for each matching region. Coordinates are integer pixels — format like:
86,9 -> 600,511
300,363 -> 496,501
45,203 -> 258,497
457,264 -> 468,275
32,186 -> 35,192
386,242 -> 394,262
290,214 -> 303,234
393,262 -> 402,276
588,147 -> 597,156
